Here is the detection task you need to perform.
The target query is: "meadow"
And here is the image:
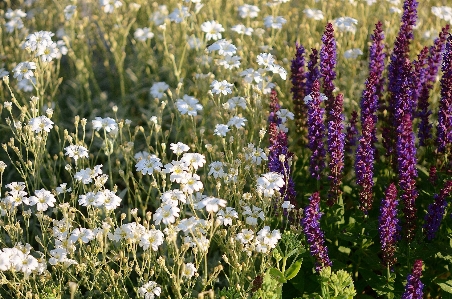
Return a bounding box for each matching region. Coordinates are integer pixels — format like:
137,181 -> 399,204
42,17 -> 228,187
0,0 -> 452,298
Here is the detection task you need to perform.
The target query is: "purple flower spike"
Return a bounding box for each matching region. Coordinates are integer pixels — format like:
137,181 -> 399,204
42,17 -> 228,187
268,90 -> 297,209
402,260 -> 424,299
360,73 -> 379,147
302,191 -> 332,272
397,113 -> 418,241
327,93 -> 345,205
423,180 -> 452,241
417,26 -> 450,145
356,116 -> 375,212
436,34 -> 452,153
307,80 -> 326,180
369,21 -> 386,103
305,48 -> 320,95
320,23 -> 337,118
379,183 -> 399,268
291,43 -> 307,116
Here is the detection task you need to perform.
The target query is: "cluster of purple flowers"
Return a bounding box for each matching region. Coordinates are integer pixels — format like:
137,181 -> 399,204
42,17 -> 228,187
402,260 -> 424,299
423,180 -> 452,241
302,192 -> 332,272
379,183 -> 399,268
320,23 -> 337,119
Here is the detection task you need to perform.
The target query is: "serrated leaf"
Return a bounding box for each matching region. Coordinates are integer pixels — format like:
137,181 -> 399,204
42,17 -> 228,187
285,259 -> 303,280
269,268 -> 287,283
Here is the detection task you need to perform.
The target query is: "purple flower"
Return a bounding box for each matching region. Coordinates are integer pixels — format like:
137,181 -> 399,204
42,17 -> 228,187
436,34 -> 452,153
320,23 -> 337,119
344,110 -> 359,154
305,48 -> 320,95
327,93 -> 345,205
307,80 -> 326,180
291,43 -> 308,143
417,26 -> 450,145
369,21 -> 386,103
356,116 -> 375,212
423,180 -> 452,241
302,191 -> 332,272
402,260 -> 424,299
268,90 -> 297,209
397,113 -> 418,241
385,0 -> 418,158
379,183 -> 399,268
360,73 -> 379,148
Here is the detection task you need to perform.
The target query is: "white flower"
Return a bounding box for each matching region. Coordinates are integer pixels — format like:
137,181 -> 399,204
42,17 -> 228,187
135,154 -> 163,175
227,116 -> 247,129
180,173 -> 203,194
208,161 -> 225,178
180,153 -> 206,170
163,160 -> 189,183
201,20 -> 225,41
270,64 -> 287,80
168,6 -> 190,23
216,207 -> 238,226
257,53 -> 276,68
303,8 -> 324,20
150,5 -> 168,25
56,183 -> 72,195
196,196 -> 227,213
176,95 -> 203,116
182,263 -> 197,279
263,16 -> 287,29
4,9 -> 27,33
37,41 -> 59,62
170,142 -> 190,155
99,189 -> 122,210
217,55 -> 241,69
389,7 -> 402,14
431,6 -> 452,22
207,39 -> 237,56
244,144 -> 267,165
64,5 -> 77,20
304,92 -> 328,105
150,82 -> 169,99
276,109 -> 294,123
74,165 -> 103,184
238,4 -> 260,18
333,17 -> 358,34
29,189 -> 56,211
236,229 -> 254,244
92,117 -> 118,133
258,81 -> 276,95
153,204 -> 180,225
256,172 -> 285,197
64,145 -> 89,162
214,124 -> 230,137
139,229 -> 165,251
211,80 -> 234,95
231,24 -> 253,36
282,201 -> 295,211
239,68 -> 264,84
69,228 -> 95,243
243,205 -> 265,225
100,0 -> 123,13
364,0 -> 377,4
134,27 -> 154,42
343,48 -> 363,59
224,96 -> 247,110
254,226 -> 281,252
0,68 -> 9,78
12,62 -> 36,82
160,189 -> 187,204
28,116 -> 54,133
138,281 -> 161,298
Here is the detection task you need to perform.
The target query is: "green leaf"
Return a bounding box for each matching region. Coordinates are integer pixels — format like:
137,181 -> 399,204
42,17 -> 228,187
269,268 -> 287,283
285,259 -> 303,280
438,280 -> 452,294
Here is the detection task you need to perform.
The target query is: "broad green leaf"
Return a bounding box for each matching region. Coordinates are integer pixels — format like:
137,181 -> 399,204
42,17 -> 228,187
438,280 -> 452,294
285,259 -> 303,280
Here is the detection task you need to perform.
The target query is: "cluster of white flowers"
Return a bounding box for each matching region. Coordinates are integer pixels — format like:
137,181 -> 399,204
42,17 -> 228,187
168,6 -> 190,23
333,17 -> 358,34
50,218 -> 80,267
303,8 -> 324,20
244,143 -> 268,166
28,115 -> 54,133
344,48 -> 363,59
263,16 -> 287,29
211,79 -> 234,95
99,0 -> 123,13
231,24 -> 254,36
22,31 -> 61,62
65,145 -> 89,162
108,222 -> 165,251
431,6 -> 452,23
74,165 -> 103,184
207,39 -> 241,70
78,189 -> 122,210
4,8 -> 27,33
138,281 -> 162,298
238,4 -> 260,19
0,244 -> 46,278
64,5 -> 77,20
223,96 -> 247,110
134,27 -> 154,42
243,205 -> 265,226
92,116 -> 119,135
256,172 -> 285,198
235,226 -> 281,254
